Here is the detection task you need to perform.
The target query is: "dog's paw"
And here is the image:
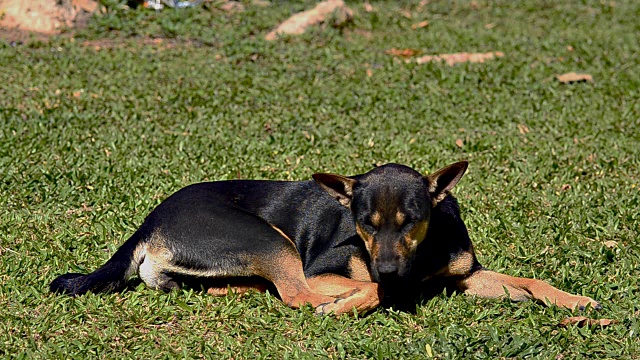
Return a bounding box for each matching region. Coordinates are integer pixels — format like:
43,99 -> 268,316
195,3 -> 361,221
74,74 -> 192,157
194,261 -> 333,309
558,295 -> 601,311
314,285 -> 381,315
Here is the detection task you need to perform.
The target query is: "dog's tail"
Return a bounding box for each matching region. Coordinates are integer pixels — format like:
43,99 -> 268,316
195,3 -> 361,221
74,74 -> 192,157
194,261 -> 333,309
50,229 -> 147,296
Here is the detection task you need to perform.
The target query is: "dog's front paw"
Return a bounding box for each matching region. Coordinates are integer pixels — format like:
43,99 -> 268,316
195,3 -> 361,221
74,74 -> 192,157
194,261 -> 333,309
556,295 -> 601,311
314,297 -> 345,315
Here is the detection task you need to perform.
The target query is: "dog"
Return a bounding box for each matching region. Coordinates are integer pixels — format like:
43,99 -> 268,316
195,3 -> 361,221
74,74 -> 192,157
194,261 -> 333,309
50,162 -> 600,314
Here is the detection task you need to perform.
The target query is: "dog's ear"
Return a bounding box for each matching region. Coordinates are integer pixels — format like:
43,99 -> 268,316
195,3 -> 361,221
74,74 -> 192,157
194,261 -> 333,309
425,161 -> 468,206
312,173 -> 357,207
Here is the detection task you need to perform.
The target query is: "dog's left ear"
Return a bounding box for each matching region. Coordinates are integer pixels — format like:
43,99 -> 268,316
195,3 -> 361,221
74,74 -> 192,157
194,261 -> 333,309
312,173 -> 357,207
425,161 -> 468,206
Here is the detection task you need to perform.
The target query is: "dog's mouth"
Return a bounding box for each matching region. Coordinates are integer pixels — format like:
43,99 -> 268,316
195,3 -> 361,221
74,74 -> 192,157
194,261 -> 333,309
371,261 -> 411,285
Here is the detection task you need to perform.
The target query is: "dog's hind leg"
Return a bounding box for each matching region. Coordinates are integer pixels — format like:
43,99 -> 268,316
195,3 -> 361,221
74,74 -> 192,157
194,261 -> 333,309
456,269 -> 601,310
247,240 -> 349,314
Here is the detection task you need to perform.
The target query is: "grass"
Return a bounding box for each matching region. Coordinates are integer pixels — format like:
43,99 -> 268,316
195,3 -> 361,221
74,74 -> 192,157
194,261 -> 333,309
1,0 -> 639,358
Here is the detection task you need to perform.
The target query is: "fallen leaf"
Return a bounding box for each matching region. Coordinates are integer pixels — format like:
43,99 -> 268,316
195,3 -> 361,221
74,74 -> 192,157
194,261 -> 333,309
252,0 -> 270,7
561,184 -> 571,191
559,317 -> 615,327
604,240 -> 618,248
363,2 -> 374,12
413,52 -> 504,66
366,68 -> 373,77
265,0 -> 353,40
517,124 -> 530,134
386,48 -> 422,58
411,20 -> 429,29
399,9 -> 412,19
556,72 -> 593,84
221,1 -> 244,12
455,139 -> 464,148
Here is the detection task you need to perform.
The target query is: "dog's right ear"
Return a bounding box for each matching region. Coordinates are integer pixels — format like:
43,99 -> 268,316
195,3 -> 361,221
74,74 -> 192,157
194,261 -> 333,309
425,161 -> 468,206
312,173 -> 357,207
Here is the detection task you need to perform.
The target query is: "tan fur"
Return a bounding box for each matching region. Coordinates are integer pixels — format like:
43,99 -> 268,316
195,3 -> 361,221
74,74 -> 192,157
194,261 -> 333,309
395,211 -> 405,227
307,274 -> 382,314
270,224 -> 297,249
458,270 -> 600,310
348,255 -> 373,282
355,223 -> 376,258
371,211 -> 382,228
446,251 -> 475,276
404,220 -> 428,249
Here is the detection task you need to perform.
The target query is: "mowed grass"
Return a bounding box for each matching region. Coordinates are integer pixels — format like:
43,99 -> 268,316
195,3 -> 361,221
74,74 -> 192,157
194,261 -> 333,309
1,0 -> 639,358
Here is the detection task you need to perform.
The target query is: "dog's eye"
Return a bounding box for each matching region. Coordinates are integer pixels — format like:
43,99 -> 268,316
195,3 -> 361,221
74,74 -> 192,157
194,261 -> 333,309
399,219 -> 413,231
362,219 -> 377,232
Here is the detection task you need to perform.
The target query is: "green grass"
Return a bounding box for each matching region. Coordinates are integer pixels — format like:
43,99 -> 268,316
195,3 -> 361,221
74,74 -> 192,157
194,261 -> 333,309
1,0 -> 639,358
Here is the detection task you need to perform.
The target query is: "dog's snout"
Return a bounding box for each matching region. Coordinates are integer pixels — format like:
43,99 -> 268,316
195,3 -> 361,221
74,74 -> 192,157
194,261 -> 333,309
377,262 -> 399,277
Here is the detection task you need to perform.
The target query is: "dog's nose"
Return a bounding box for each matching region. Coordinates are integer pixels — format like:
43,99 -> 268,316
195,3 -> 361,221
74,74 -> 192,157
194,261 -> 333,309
377,263 -> 399,277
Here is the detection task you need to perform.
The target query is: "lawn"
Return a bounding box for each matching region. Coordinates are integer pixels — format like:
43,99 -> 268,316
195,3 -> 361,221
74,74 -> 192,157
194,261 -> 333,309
1,0 -> 639,358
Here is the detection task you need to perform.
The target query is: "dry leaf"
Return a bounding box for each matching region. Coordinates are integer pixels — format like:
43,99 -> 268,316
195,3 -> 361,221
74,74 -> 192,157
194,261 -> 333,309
604,240 -> 618,248
517,124 -> 530,134
559,317 -> 615,327
366,68 -> 373,77
399,9 -> 412,19
556,72 -> 593,84
221,1 -> 245,12
363,2 -> 374,12
413,52 -> 504,66
252,0 -> 271,7
265,0 -> 353,40
411,20 -> 429,29
455,139 -> 464,148
561,184 -> 571,191
386,48 -> 422,58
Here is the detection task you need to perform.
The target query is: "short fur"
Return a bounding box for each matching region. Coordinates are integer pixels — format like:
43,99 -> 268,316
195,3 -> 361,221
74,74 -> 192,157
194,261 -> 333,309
50,162 -> 600,314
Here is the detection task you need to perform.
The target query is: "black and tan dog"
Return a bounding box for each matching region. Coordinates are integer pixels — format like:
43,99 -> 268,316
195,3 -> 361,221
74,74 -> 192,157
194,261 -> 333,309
50,162 -> 599,314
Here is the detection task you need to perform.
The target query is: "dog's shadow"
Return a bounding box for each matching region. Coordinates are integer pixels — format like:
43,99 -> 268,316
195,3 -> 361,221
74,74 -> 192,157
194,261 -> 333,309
123,276 -> 453,314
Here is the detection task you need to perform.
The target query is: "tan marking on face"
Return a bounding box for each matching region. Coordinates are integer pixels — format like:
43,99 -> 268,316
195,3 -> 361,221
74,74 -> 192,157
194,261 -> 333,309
395,211 -> 405,227
348,255 -> 373,282
371,211 -> 382,228
394,240 -> 411,259
356,223 -> 377,259
403,220 -> 428,249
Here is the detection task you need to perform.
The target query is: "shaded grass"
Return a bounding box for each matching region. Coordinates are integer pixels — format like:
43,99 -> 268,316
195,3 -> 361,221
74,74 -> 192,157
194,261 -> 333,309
1,0 -> 639,358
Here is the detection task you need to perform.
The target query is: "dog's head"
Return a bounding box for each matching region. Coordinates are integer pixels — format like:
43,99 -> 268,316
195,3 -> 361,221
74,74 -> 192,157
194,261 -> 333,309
313,162 -> 468,285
